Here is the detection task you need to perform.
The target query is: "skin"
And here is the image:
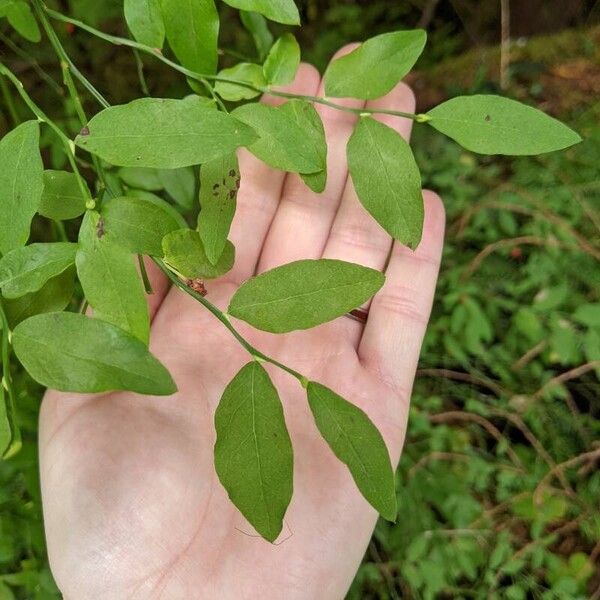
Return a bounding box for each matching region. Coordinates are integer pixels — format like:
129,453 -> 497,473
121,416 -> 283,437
40,46 -> 445,600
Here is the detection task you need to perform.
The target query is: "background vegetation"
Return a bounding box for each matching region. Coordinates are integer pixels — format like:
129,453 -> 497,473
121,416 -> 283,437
0,1 -> 598,598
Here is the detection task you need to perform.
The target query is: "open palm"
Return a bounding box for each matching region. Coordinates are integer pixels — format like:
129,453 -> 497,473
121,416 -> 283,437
39,48 -> 445,600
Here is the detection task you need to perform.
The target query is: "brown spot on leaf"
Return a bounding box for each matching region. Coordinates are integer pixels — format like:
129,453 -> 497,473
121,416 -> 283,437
485,115 -> 491,122
96,217 -> 105,239
79,126 -> 90,136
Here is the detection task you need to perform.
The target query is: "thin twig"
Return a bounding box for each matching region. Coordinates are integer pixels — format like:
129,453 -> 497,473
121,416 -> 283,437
462,236 -> 572,280
42,4 -> 429,122
499,0 -> 510,90
151,258 -> 308,386
429,411 -> 524,470
490,408 -> 575,497
533,447 -> 600,505
408,451 -> 471,477
533,361 -> 600,399
512,340 -> 547,371
416,368 -> 506,396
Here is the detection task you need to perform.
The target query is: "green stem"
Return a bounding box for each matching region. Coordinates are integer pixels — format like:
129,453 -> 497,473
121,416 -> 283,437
32,0 -> 110,109
0,300 -> 22,458
218,46 -> 253,62
0,61 -> 93,208
32,0 -> 113,198
43,5 -> 427,122
0,31 -> 64,97
52,220 -> 68,242
200,77 -> 228,112
151,258 -> 308,386
137,255 -> 153,294
133,49 -> 150,96
0,75 -> 20,127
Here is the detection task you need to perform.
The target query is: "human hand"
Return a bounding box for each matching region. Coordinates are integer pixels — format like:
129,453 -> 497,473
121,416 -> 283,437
39,47 -> 445,600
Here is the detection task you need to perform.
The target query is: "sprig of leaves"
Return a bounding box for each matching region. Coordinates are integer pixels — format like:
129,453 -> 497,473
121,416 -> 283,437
0,0 -> 582,542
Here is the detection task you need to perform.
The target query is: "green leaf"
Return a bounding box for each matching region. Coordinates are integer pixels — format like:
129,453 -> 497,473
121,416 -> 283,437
162,229 -> 234,279
158,167 -> 195,209
5,1 -> 41,43
280,99 -> 327,193
426,95 -> 582,155
13,312 -> 176,395
198,153 -> 239,265
75,97 -> 257,168
76,243 -> 150,344
324,30 -> 426,100
347,117 -> 423,248
118,167 -> 163,191
214,361 -> 293,542
0,121 -> 43,254
124,0 -> 165,48
161,0 -> 218,74
0,243 -> 77,299
240,11 -> 273,60
214,63 -> 265,102
233,103 -> 323,174
222,0 -> 299,25
263,33 -> 300,86
3,268 -> 75,328
39,170 -> 88,221
573,304 -> 600,328
228,258 -> 384,333
101,195 -> 185,256
306,381 -> 396,521
0,581 -> 15,600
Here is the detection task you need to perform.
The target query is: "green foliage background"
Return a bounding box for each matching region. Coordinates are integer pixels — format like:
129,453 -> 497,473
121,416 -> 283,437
0,1 -> 598,598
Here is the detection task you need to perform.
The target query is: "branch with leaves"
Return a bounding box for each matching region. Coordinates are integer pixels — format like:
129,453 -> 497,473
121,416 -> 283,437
0,0 -> 582,542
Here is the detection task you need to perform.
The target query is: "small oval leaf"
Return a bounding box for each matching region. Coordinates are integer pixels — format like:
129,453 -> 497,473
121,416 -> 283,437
307,381 -> 397,521
233,103 -> 323,174
215,63 -> 265,102
76,242 -> 150,344
222,0 -> 299,25
426,95 -> 582,155
12,312 -> 176,395
124,0 -> 165,48
263,33 -> 300,86
161,0 -> 218,74
279,100 -> 327,193
158,167 -> 196,210
0,243 -> 77,299
75,97 -> 257,169
0,121 -> 43,254
3,268 -> 75,328
162,229 -> 234,280
324,30 -> 426,100
240,11 -> 273,60
101,196 -> 185,256
214,361 -> 293,542
197,153 -> 240,265
5,1 -> 41,43
348,117 -> 423,248
39,170 -> 88,221
228,258 -> 384,333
